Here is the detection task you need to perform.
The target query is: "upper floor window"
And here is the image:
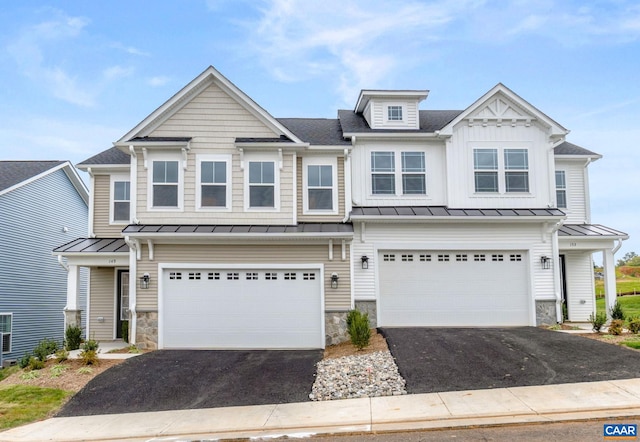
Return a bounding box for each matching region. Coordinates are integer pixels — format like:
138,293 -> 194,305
248,161 -> 275,208
371,151 -> 426,196
556,170 -> 567,208
303,157 -> 338,214
113,180 -> 130,222
473,148 -> 529,193
152,160 -> 180,208
0,313 -> 12,354
197,155 -> 231,210
387,105 -> 403,121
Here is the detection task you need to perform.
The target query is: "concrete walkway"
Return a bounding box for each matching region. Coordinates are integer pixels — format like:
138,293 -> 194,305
4,378 -> 640,441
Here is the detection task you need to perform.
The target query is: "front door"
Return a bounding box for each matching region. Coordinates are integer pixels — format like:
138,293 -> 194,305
559,255 -> 568,321
116,270 -> 130,339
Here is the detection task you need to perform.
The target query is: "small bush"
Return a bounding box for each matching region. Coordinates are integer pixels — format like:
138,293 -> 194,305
77,366 -> 93,375
20,371 -> 40,380
629,317 -> 640,334
122,320 -> 129,344
609,319 -> 625,335
49,364 -> 67,378
33,338 -> 59,362
28,357 -> 45,371
65,325 -> 83,351
346,309 -> 371,350
589,311 -> 607,332
18,353 -> 31,369
55,349 -> 69,363
610,300 -> 625,321
81,339 -> 99,352
80,349 -> 98,366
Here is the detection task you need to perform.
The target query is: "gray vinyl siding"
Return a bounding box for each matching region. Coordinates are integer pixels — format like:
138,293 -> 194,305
297,156 -> 346,222
135,243 -> 351,312
93,174 -> 125,237
0,169 -> 88,360
88,268 -> 116,340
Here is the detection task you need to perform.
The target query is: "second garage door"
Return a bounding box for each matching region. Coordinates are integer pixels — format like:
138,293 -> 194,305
160,267 -> 324,349
379,250 -> 530,327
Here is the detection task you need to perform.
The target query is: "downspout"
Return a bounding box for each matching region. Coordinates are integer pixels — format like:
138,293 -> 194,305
583,158 -> 592,223
87,168 -> 96,238
124,236 -> 138,344
612,238 -> 623,255
342,148 -> 353,223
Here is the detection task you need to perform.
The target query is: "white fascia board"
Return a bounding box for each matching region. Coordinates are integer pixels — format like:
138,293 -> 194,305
235,142 -> 309,150
341,132 -> 444,139
554,154 -> 602,161
558,237 -> 625,250
355,89 -> 429,113
76,164 -> 131,173
52,253 -> 129,267
349,215 -> 565,223
439,83 -> 569,137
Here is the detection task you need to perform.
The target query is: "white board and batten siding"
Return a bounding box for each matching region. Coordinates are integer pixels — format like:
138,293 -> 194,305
0,169 -> 88,360
555,159 -> 588,224
563,251 -> 596,322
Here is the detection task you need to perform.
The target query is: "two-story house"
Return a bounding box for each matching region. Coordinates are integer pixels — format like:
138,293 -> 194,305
54,66 -> 627,350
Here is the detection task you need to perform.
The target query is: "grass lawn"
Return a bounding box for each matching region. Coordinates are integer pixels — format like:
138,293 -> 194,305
596,295 -> 640,318
595,278 -> 640,296
0,384 -> 71,430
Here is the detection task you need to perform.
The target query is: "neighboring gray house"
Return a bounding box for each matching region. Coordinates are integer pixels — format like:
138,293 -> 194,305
0,161 -> 88,362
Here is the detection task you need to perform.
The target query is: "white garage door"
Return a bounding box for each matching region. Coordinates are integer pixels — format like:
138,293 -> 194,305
379,251 -> 530,327
161,267 -> 324,349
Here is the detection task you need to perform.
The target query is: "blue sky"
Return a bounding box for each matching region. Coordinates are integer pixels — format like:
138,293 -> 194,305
1,0 -> 638,259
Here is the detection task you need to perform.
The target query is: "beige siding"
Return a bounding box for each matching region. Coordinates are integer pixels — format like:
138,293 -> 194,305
93,175 -> 125,237
564,251 -> 596,321
297,156 -> 346,222
88,268 -> 116,340
135,243 -> 351,312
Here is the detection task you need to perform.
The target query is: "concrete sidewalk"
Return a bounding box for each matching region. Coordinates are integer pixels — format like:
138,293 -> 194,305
5,379 -> 640,441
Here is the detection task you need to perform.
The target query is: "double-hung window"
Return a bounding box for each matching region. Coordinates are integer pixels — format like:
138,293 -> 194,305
303,158 -> 337,213
473,148 -> 529,193
197,155 -> 231,209
152,160 -> 179,207
556,170 -> 567,208
371,151 -> 426,195
0,314 -> 11,354
249,161 -> 275,208
111,175 -> 130,223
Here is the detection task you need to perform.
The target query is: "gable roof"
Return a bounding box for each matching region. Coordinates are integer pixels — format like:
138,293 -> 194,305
439,83 -> 569,137
338,109 -> 462,135
554,141 -> 601,159
277,118 -> 350,146
115,66 -> 304,147
78,147 -> 131,168
0,160 -> 89,204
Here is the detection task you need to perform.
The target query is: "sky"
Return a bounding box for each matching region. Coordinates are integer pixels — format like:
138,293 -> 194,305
0,0 -> 638,260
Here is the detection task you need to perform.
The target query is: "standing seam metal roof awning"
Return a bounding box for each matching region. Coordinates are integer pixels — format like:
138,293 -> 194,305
53,238 -> 129,254
558,224 -> 629,238
122,223 -> 354,236
350,206 -> 566,218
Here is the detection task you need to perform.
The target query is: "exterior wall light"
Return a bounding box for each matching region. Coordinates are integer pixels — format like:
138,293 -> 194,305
361,255 -> 369,269
140,273 -> 150,289
540,256 -> 552,270
330,272 -> 339,289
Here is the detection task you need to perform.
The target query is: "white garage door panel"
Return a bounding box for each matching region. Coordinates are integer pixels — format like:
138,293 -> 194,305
379,251 -> 529,326
162,269 -> 323,349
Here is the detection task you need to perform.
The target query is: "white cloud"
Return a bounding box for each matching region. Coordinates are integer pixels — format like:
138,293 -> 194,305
148,76 -> 171,87
103,65 -> 135,81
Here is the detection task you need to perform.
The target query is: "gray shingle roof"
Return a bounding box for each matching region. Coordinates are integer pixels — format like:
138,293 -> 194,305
0,160 -> 65,192
559,224 -> 628,238
554,141 -> 600,157
78,147 -> 130,166
235,135 -> 294,143
123,223 -> 353,235
128,136 -> 192,143
338,110 -> 463,133
277,118 -> 350,145
350,206 -> 565,218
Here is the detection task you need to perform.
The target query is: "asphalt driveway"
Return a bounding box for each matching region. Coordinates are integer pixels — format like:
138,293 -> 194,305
57,349 -> 323,417
380,327 -> 640,394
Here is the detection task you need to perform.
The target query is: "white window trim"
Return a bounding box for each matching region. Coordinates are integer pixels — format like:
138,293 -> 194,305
471,145 -> 532,196
556,169 -> 567,209
0,312 -> 12,354
147,153 -> 184,212
369,150 -> 427,197
386,104 -> 405,122
302,157 -> 338,215
109,173 -> 131,225
196,154 -> 232,212
244,154 -> 280,212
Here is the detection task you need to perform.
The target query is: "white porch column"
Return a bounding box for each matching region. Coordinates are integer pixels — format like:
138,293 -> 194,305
602,249 -> 617,318
64,265 -> 82,329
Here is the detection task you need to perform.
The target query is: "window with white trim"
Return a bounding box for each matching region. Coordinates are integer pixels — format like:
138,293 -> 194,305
371,151 -> 426,196
152,160 -> 180,208
387,105 -> 403,121
0,314 -> 11,354
197,155 -> 231,210
110,174 -> 130,223
556,170 -> 567,208
473,148 -> 529,193
248,161 -> 276,208
303,157 -> 338,214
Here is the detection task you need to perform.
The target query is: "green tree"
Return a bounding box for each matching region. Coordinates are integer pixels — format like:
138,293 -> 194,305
618,252 -> 639,267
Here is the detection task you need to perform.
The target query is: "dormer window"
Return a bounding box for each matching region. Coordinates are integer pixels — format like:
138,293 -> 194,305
387,105 -> 403,121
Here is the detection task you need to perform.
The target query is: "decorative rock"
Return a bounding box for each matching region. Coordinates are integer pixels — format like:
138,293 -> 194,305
309,351 -> 407,401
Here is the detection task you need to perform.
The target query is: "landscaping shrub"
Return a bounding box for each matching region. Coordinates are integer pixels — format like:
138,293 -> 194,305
610,300 -> 625,321
346,309 -> 371,350
609,319 -> 624,335
122,320 -> 129,344
81,339 -> 99,352
28,357 -> 45,371
18,354 -> 31,369
33,339 -> 59,362
589,311 -> 607,332
55,349 -> 69,363
79,339 -> 100,365
628,316 -> 640,334
65,325 -> 82,351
